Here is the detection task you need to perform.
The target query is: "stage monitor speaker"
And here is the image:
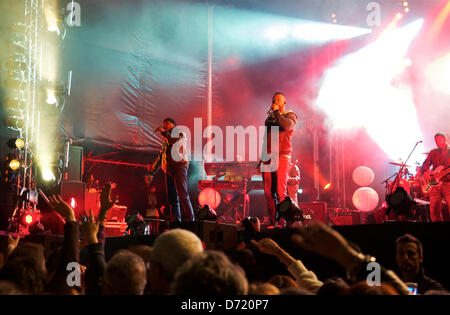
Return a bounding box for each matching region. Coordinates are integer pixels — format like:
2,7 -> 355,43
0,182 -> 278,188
60,180 -> 86,220
65,146 -> 83,181
298,202 -> 327,223
170,221 -> 239,251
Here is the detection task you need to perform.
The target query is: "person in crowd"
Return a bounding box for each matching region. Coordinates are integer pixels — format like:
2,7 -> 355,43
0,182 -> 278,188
170,250 -> 248,295
291,221 -> 411,295
395,233 -> 445,294
248,282 -> 280,295
149,228 -> 204,294
250,237 -> 323,293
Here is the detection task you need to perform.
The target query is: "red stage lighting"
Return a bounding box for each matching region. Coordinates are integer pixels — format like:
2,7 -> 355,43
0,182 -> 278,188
70,197 -> 77,208
24,214 -> 33,225
324,183 -> 332,190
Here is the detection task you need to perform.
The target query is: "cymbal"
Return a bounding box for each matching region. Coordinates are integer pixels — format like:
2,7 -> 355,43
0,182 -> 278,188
389,162 -> 411,167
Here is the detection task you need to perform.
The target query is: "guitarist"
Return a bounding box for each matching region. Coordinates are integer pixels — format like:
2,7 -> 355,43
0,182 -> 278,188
420,132 -> 450,222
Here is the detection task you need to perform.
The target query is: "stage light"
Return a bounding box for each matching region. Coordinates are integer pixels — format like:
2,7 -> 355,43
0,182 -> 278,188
331,13 -> 336,18
24,214 -> 33,225
324,183 -> 332,190
404,7 -> 410,13
42,168 -> 56,182
276,197 -> 303,226
403,1 -> 409,7
9,159 -> 20,171
196,204 -> 218,221
15,138 -> 25,150
396,13 -> 403,19
46,91 -> 57,105
70,197 -> 77,209
316,19 -> 425,165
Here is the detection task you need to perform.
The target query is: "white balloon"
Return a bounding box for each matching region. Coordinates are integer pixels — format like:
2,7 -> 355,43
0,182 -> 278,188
352,166 -> 375,187
352,187 -> 379,212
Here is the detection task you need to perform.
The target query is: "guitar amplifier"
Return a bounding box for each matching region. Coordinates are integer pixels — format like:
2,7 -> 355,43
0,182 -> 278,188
298,202 -> 327,223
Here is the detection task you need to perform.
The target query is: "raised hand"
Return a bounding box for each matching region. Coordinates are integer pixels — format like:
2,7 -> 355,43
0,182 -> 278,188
79,209 -> 99,245
48,194 -> 76,222
98,182 -> 118,223
250,238 -> 283,257
291,221 -> 359,267
5,234 -> 20,256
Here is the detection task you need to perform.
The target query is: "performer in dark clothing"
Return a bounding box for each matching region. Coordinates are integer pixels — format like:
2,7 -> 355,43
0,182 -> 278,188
420,132 -> 450,222
260,92 -> 297,226
151,118 -> 195,222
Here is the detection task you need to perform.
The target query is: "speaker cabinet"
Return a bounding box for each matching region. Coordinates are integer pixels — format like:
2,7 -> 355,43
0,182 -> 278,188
298,202 -> 328,223
65,146 -> 83,181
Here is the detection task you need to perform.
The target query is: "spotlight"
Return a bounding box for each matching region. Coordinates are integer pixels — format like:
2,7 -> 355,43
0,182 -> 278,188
396,13 -> 403,19
70,197 -> 77,209
404,7 -> 410,13
15,138 -> 25,150
24,214 -> 33,225
324,182 -> 332,190
196,204 -> 218,221
46,91 -> 57,105
276,197 -> 303,226
9,159 -> 20,171
403,1 -> 409,7
42,168 -> 56,182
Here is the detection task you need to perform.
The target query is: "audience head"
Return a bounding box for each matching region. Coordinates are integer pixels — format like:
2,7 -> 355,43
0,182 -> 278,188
149,229 -> 204,294
343,281 -> 399,295
317,277 -> 349,295
248,282 -> 280,295
103,250 -> 147,295
171,250 -> 248,295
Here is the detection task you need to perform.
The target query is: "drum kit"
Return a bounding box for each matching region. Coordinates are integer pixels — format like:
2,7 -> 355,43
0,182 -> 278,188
383,161 -> 426,200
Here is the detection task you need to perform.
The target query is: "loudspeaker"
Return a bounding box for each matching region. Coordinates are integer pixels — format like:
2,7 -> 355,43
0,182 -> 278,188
298,202 -> 327,223
65,146 -> 83,181
170,221 -> 239,250
60,180 -> 86,220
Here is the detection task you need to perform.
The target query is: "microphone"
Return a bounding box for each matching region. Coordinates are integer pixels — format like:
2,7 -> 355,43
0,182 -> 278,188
417,140 -> 423,143
154,127 -> 162,132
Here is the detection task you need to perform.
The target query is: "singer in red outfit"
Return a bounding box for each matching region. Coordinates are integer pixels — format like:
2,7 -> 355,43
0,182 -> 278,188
260,92 -> 297,226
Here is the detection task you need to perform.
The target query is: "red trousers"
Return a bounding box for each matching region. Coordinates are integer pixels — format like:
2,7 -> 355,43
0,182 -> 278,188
262,156 -> 291,224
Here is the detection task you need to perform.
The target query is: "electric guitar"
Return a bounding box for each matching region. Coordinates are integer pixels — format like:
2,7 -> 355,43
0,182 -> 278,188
419,165 -> 450,194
